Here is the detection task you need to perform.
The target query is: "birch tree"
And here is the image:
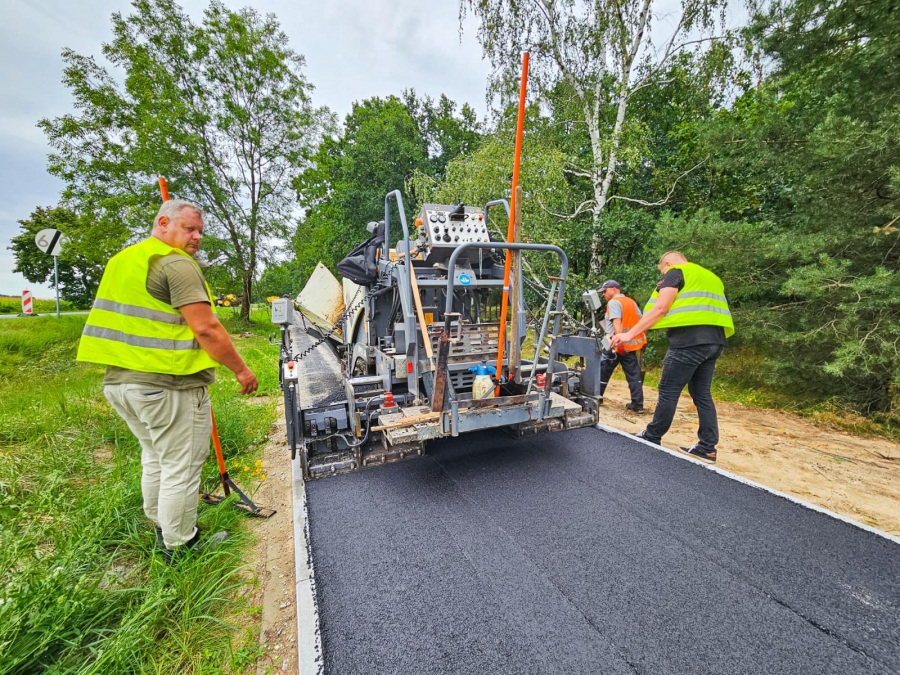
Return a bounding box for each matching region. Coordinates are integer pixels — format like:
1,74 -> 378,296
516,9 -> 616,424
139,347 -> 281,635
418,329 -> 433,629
460,0 -> 728,274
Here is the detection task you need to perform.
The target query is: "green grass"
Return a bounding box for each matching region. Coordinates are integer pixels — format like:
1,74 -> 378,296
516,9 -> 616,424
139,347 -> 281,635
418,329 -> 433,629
0,312 -> 280,673
0,297 -> 77,315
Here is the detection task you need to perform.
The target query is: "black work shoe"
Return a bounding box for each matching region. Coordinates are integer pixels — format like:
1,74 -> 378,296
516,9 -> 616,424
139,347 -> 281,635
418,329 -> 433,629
634,430 -> 662,445
624,403 -> 645,415
681,445 -> 717,463
162,530 -> 229,566
155,526 -> 165,549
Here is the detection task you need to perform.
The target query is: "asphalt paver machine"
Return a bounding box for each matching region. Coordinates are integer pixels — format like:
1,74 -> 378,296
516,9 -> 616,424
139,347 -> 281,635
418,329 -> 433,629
274,191 -> 605,479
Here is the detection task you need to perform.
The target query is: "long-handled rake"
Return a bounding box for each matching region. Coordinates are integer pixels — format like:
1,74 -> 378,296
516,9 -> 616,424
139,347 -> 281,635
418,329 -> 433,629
199,408 -> 276,518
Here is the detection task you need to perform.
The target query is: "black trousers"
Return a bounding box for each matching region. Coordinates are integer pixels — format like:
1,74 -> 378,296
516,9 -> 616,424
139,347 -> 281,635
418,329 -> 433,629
644,343 -> 725,450
598,350 -> 644,406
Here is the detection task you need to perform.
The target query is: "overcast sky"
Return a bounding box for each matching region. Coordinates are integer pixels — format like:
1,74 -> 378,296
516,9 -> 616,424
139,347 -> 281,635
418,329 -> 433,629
0,0 -> 493,297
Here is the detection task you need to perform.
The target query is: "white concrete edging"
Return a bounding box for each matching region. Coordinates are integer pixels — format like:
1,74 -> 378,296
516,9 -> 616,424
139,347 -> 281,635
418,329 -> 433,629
292,456 -> 323,675
596,422 -> 900,546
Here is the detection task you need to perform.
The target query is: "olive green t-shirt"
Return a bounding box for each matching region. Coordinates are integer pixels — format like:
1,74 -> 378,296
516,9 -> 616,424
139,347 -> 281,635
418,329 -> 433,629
103,252 -> 217,389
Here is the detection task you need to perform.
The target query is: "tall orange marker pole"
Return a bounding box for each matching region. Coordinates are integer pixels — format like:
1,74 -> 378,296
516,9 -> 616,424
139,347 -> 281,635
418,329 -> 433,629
494,52 -> 529,394
158,176 -> 170,202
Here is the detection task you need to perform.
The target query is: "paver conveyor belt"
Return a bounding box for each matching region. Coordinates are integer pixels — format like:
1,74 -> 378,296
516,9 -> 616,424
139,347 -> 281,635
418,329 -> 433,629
290,322 -> 345,407
306,427 -> 899,675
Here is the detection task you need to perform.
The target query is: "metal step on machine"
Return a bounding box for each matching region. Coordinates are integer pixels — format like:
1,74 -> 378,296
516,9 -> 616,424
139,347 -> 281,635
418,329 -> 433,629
273,191 -> 606,480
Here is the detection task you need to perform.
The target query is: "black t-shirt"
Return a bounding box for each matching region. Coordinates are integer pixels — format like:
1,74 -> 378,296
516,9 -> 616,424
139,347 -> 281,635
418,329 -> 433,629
656,268 -> 727,349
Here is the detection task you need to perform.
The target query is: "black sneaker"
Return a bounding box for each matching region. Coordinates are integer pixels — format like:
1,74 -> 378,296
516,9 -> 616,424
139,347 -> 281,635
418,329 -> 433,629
624,403 -> 645,415
681,445 -> 717,462
633,430 -> 662,445
162,530 -> 230,565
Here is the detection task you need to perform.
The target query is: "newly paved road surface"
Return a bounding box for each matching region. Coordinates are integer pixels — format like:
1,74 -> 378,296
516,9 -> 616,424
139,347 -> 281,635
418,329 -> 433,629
306,427 -> 900,675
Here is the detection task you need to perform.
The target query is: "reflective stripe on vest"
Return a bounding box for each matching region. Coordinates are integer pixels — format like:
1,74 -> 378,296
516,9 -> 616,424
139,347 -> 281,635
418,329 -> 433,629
91,299 -> 189,325
76,237 -> 219,375
82,325 -> 201,351
643,262 -> 735,338
606,294 -> 647,351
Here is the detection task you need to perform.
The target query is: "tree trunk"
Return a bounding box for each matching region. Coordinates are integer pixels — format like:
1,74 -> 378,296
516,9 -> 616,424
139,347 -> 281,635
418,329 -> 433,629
240,272 -> 252,320
590,205 -> 604,277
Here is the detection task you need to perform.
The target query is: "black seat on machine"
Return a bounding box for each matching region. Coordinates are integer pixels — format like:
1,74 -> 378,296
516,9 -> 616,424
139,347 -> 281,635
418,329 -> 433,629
337,221 -> 385,285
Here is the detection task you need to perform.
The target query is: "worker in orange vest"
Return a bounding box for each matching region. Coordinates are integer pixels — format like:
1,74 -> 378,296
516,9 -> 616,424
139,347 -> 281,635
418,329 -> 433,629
599,280 -> 647,413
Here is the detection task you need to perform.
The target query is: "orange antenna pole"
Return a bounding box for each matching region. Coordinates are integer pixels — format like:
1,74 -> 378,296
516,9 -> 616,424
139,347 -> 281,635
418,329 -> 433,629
158,176 -> 170,202
494,52 -> 529,395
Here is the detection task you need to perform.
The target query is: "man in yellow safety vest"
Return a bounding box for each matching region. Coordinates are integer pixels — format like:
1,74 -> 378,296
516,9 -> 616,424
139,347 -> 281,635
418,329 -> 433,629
77,199 -> 258,562
610,251 -> 734,462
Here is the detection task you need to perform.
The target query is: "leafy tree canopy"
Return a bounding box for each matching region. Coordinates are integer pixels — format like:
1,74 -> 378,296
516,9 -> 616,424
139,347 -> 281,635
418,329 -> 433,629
459,0 -> 731,273
660,0 -> 900,417
39,0 -> 331,317
294,92 -> 481,275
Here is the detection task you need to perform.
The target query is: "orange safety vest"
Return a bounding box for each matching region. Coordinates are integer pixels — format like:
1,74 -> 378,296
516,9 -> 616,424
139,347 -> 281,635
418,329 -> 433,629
607,294 -> 647,353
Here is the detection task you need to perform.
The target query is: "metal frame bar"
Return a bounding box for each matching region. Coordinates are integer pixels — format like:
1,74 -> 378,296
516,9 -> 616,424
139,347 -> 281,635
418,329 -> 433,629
482,199 -> 510,234
443,242 -> 568,333
382,190 -> 416,348
383,190 -> 419,400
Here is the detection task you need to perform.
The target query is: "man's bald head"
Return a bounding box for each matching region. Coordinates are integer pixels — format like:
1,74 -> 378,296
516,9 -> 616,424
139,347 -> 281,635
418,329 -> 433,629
658,250 -> 688,274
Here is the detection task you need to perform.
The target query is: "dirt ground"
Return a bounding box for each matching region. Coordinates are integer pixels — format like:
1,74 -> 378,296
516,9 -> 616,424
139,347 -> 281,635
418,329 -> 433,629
244,380 -> 900,673
248,407 -> 299,674
597,378 -> 900,537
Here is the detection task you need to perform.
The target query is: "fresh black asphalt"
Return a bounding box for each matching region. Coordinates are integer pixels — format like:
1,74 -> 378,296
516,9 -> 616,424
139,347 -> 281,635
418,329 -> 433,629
306,426 -> 900,675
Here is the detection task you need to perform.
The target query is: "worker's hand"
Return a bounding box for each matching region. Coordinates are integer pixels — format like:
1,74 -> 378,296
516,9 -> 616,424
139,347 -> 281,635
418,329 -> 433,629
235,367 -> 259,395
609,332 -> 632,350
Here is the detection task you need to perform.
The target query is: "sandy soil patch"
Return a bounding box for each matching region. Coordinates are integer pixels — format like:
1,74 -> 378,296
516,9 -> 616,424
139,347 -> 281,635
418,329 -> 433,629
598,378 -> 900,536
247,408 -> 299,674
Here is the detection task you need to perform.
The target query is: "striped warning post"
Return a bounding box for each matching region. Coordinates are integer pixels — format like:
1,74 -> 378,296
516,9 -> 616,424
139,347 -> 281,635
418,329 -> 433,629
22,290 -> 33,315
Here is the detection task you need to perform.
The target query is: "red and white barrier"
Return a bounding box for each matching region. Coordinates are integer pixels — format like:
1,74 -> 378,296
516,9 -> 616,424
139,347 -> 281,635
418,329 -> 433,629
22,290 -> 33,315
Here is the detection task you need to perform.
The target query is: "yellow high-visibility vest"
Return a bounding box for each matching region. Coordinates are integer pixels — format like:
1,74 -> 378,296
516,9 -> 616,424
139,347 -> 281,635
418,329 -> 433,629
644,262 -> 735,338
76,237 -> 220,374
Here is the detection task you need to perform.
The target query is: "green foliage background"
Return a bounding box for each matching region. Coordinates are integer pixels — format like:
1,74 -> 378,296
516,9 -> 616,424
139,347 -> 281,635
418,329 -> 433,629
11,0 -> 899,422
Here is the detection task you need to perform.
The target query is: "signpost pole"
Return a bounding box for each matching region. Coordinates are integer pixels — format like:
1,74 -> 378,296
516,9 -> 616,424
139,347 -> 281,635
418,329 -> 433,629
54,256 -> 60,318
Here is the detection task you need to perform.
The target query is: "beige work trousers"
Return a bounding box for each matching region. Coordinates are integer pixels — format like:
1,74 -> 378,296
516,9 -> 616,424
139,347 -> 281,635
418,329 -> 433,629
104,383 -> 212,548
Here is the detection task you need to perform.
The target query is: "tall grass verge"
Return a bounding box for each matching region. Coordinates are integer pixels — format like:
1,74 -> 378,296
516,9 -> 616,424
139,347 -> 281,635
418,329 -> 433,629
0,297 -> 78,315
0,313 -> 279,673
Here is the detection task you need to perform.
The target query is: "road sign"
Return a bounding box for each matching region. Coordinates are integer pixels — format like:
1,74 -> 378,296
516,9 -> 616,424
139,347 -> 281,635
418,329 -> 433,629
33,229 -> 68,317
35,228 -> 67,256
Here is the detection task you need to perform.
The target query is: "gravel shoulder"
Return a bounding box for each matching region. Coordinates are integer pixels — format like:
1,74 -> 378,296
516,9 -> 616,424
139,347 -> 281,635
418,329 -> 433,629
597,378 -> 900,536
248,407 -> 299,674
